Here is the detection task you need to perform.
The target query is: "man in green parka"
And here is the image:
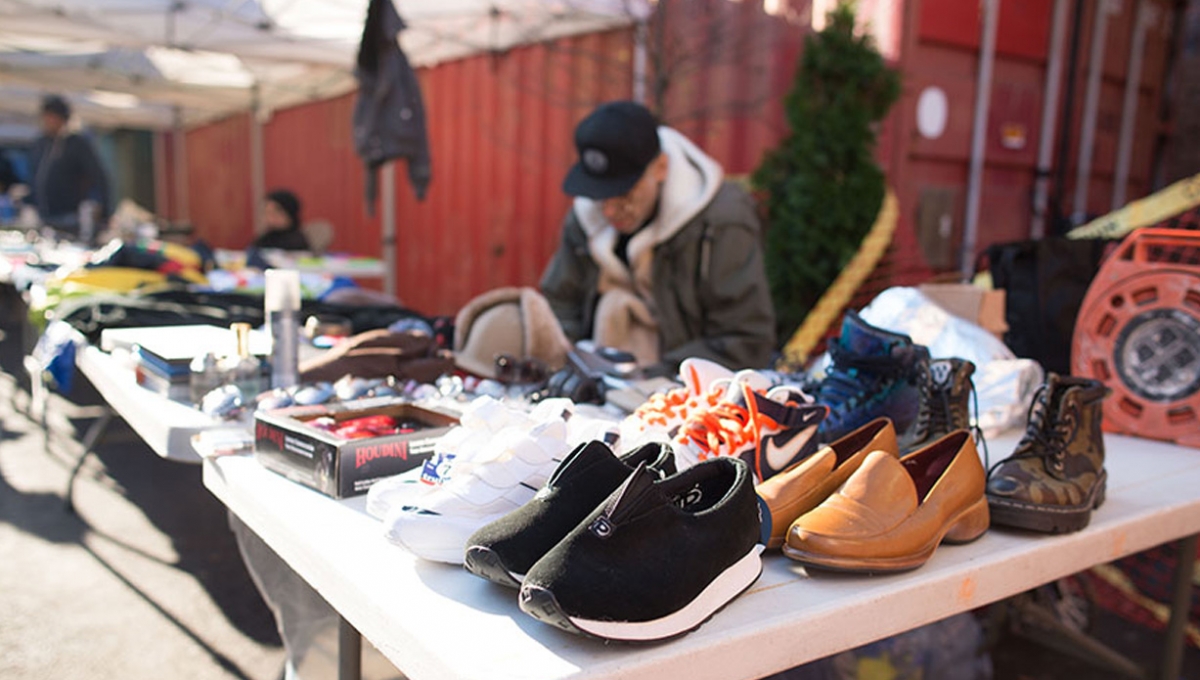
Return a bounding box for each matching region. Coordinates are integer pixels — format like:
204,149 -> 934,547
540,100 -> 776,377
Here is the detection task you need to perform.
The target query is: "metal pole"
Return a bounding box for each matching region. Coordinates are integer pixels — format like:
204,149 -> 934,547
1112,2 -> 1158,210
152,130 -> 168,219
1031,0 -> 1071,239
1160,533 -> 1198,680
337,615 -> 362,680
1072,0 -> 1120,224
381,162 -> 397,298
961,0 -> 1001,280
250,83 -> 266,238
172,106 -> 190,223
1051,0 -> 1087,236
632,18 -> 648,104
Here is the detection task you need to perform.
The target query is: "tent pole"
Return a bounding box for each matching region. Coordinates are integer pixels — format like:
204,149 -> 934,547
173,106 -> 190,223
152,130 -> 168,220
250,84 -> 265,237
381,162 -> 397,298
633,18 -> 648,103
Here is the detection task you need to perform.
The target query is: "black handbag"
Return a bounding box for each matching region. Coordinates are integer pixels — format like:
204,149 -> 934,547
981,238 -> 1113,375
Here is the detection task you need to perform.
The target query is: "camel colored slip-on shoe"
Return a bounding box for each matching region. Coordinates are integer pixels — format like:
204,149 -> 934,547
783,430 -> 989,573
756,418 -> 898,549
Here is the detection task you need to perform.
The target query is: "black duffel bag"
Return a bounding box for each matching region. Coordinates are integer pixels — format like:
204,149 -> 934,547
982,237 -> 1113,375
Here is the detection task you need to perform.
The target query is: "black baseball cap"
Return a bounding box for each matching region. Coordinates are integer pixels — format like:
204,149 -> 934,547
562,101 -> 661,200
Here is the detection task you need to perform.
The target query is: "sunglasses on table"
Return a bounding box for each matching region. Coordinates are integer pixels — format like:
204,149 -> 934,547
493,354 -> 550,385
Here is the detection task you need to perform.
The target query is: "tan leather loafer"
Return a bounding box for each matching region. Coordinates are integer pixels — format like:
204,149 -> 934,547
756,418 -> 898,549
783,430 -> 988,573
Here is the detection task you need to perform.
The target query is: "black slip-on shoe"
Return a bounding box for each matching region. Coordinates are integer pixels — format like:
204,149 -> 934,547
518,456 -> 763,642
463,440 -> 675,588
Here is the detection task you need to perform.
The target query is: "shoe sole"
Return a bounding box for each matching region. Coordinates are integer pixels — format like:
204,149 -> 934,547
385,512 -> 513,565
987,470 -> 1106,535
781,496 -> 990,574
463,546 -> 524,589
518,545 -> 764,643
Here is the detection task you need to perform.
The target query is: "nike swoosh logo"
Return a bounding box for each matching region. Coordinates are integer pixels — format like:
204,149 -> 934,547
763,426 -> 817,472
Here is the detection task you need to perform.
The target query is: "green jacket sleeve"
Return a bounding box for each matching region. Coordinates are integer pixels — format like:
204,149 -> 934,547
539,212 -> 590,343
658,218 -> 777,371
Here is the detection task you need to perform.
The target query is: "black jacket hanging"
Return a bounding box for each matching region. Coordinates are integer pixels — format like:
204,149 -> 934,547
353,0 -> 432,211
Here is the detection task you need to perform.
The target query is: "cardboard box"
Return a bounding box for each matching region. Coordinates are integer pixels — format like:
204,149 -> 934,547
918,283 -> 1008,338
254,397 -> 460,498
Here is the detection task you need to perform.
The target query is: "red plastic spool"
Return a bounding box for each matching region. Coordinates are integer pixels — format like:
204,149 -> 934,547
1072,228 -> 1200,449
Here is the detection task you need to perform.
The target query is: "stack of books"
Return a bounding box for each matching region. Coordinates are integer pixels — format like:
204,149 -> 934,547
100,324 -> 271,402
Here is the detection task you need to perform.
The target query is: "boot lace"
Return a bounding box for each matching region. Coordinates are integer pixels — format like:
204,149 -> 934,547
913,363 -> 989,468
987,386 -> 1069,479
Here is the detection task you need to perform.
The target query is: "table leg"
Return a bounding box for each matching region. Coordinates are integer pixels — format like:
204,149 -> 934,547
1159,533 -> 1198,680
22,354 -> 48,430
63,406 -> 114,514
338,615 -> 362,680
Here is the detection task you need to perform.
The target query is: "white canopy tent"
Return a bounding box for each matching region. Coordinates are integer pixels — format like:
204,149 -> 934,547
0,0 -> 648,295
0,0 -> 647,125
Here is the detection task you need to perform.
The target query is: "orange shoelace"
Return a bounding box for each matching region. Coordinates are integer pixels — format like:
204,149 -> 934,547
675,384 -> 782,471
632,384 -> 725,429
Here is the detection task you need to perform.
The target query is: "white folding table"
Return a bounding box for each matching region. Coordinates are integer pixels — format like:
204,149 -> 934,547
66,342 -> 1200,680
202,431 -> 1200,680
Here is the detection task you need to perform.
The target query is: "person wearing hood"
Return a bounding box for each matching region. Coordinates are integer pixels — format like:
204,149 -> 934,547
540,100 -> 776,376
251,189 -> 311,251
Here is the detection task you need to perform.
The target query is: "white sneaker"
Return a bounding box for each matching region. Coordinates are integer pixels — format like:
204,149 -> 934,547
365,396 -> 569,520
383,417 -> 576,563
669,370 -> 777,469
672,374 -> 825,483
618,357 -> 735,451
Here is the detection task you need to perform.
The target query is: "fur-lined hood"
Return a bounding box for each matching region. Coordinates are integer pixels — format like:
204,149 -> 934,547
570,127 -> 724,299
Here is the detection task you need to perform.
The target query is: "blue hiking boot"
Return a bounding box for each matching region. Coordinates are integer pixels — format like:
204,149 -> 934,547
815,311 -> 930,445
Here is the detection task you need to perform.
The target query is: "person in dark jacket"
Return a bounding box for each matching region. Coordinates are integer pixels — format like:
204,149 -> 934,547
251,189 -> 311,251
28,95 -> 110,233
540,101 -> 776,376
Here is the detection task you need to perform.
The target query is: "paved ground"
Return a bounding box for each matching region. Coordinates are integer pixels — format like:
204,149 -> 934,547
1,287 -> 1197,680
0,304 -> 286,679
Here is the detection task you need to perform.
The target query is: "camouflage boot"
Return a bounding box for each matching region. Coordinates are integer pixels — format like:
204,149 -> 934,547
900,358 -> 976,453
986,374 -> 1111,534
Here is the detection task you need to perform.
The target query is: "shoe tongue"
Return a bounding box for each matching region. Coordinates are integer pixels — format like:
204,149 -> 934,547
680,358 -> 734,395
599,462 -> 662,525
837,311 -> 912,358
929,359 -> 954,389
720,370 -> 772,407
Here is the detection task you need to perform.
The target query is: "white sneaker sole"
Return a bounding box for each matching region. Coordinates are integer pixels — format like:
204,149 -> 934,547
384,511 -> 508,565
521,544 -> 764,642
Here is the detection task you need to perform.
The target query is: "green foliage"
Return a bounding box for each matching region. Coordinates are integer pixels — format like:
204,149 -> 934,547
752,1 -> 901,343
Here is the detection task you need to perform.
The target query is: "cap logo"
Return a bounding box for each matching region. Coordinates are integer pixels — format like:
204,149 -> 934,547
582,148 -> 608,174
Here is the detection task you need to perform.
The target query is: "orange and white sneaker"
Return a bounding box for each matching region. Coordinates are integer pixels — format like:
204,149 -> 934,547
618,358 -> 734,449
674,376 -> 828,485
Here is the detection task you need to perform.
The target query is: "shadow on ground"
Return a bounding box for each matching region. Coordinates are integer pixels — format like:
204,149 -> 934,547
0,293 -> 281,650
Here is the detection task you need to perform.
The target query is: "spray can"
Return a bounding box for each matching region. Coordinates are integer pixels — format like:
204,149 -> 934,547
265,269 -> 301,389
